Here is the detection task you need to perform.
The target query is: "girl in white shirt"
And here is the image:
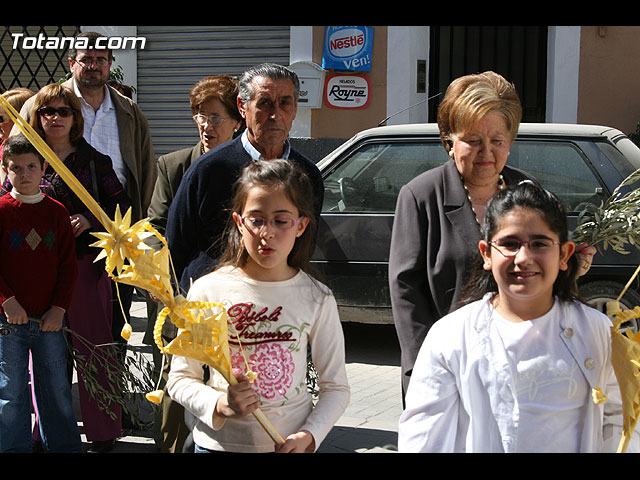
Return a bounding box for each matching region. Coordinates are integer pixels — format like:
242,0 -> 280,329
167,159 -> 349,453
399,181 -> 636,453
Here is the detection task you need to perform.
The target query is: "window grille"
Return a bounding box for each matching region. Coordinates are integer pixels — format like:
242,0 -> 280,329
0,26 -> 81,91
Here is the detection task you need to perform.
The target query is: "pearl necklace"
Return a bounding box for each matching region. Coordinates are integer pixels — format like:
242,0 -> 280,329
461,174 -> 506,226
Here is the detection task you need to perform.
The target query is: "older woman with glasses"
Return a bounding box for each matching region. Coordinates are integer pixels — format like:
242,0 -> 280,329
2,83 -> 131,452
389,71 -> 596,405
146,74 -> 243,453
147,75 -> 244,239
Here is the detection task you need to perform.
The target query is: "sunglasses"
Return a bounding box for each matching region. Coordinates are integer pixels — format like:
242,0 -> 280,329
37,106 -> 74,118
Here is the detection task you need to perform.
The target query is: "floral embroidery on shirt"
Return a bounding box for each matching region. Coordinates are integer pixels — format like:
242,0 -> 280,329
250,343 -> 294,399
225,301 -> 309,399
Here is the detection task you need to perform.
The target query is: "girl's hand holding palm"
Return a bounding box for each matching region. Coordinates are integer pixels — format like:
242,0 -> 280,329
275,430 -> 316,453
215,373 -> 260,419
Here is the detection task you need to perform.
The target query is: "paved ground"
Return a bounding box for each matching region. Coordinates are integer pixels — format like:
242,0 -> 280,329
73,298 -> 403,453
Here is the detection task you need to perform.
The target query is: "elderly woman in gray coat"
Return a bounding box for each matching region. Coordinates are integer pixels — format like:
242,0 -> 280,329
389,71 -> 596,401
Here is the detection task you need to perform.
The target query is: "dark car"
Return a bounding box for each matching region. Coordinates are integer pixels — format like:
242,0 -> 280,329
311,123 -> 640,330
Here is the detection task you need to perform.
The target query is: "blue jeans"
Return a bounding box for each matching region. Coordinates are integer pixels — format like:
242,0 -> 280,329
0,316 -> 82,452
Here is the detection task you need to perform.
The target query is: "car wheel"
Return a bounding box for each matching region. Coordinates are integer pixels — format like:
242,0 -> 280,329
579,280 -> 640,333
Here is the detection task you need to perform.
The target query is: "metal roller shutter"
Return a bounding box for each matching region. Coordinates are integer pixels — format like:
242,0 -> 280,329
136,26 -> 291,158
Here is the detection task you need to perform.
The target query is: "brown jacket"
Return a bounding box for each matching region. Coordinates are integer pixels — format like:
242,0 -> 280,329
146,141 -> 202,248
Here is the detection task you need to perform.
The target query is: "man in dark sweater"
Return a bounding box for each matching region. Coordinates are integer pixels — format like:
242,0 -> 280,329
166,63 -> 324,293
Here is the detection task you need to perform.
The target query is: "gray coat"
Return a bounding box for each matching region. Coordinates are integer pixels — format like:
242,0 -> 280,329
388,160 -> 531,396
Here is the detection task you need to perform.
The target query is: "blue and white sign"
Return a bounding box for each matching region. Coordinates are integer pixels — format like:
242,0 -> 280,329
322,26 -> 373,72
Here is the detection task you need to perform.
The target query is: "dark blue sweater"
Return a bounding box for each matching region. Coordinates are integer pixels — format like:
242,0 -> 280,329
165,136 -> 324,293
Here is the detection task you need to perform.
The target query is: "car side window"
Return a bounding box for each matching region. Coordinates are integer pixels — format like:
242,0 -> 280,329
322,141 -> 449,213
508,140 -> 607,212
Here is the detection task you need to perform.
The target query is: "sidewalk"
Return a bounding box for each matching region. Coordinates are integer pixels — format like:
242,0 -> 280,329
317,361 -> 401,453
78,299 -> 403,453
317,321 -> 402,453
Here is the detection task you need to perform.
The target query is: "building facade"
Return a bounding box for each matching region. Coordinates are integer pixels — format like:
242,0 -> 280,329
2,26 -> 640,161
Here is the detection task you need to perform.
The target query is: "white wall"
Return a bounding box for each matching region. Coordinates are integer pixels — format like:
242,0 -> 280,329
386,26 -> 429,125
290,26 -> 314,138
546,26 -> 581,124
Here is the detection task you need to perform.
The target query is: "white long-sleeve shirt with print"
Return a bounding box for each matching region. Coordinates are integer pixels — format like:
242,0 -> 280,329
167,266 -> 350,453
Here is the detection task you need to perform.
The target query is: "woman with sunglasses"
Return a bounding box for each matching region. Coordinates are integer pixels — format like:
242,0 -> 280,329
3,83 -> 131,453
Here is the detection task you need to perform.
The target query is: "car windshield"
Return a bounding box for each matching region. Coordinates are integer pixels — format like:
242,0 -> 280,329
322,140 -> 448,213
322,137 -> 611,214
508,140 -> 608,212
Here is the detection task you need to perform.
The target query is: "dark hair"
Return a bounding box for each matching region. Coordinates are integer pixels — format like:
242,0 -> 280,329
2,134 -> 44,167
68,31 -> 113,61
456,181 -> 579,309
190,75 -> 243,125
217,158 -> 317,274
107,80 -> 134,99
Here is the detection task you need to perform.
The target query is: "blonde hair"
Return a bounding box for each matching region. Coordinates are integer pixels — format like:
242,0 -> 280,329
2,88 -> 35,112
437,71 -> 522,153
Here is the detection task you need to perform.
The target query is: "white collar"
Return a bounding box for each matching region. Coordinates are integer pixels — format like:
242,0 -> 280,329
11,189 -> 44,204
240,129 -> 290,161
72,78 -> 114,112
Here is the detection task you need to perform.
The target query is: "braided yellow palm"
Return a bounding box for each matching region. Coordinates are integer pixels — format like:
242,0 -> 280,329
0,95 -> 284,445
607,301 -> 640,453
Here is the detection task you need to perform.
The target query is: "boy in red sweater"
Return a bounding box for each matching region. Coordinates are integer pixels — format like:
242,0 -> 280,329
0,135 -> 82,452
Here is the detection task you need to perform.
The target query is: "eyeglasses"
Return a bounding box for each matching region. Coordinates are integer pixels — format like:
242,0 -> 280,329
75,56 -> 110,67
489,237 -> 562,258
37,106 -> 74,118
193,114 -> 231,127
238,215 -> 304,233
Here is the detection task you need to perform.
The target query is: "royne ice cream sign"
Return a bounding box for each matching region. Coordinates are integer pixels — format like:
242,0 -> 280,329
322,26 -> 373,72
324,74 -> 370,109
